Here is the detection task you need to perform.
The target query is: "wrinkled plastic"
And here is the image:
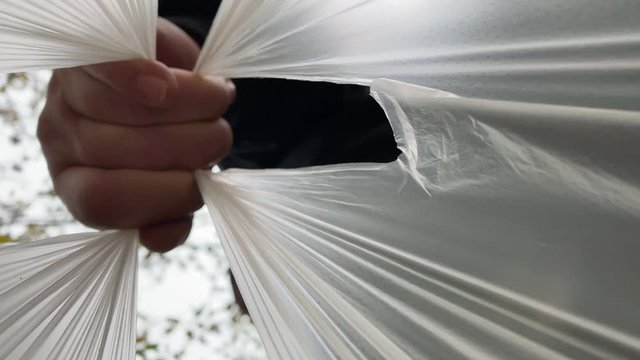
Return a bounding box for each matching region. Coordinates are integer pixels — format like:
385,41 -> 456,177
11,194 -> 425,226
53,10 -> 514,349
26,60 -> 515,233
195,1 -> 640,359
1,0 -> 640,359
198,79 -> 640,359
196,0 -> 640,111
0,1 -> 156,359
0,231 -> 138,360
0,0 -> 157,72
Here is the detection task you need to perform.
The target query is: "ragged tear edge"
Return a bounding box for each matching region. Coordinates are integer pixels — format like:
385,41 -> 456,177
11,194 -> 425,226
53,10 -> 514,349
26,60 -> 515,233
371,79 -> 640,205
197,77 -> 640,358
370,79 -> 459,195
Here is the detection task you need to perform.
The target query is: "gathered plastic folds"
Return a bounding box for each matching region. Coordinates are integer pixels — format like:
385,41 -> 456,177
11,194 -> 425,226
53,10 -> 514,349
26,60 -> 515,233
1,1 -> 640,359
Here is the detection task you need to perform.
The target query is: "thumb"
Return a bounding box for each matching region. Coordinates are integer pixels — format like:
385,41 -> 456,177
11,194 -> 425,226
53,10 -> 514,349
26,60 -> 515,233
81,59 -> 178,107
77,18 -> 201,108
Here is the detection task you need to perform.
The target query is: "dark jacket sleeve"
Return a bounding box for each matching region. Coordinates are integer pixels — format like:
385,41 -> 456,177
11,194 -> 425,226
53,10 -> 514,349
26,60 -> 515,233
158,0 -> 220,45
158,1 -> 398,170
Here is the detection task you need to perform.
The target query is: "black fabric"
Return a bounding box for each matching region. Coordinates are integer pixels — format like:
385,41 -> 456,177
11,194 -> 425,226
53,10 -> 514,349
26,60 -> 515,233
159,0 -> 220,45
158,1 -> 399,169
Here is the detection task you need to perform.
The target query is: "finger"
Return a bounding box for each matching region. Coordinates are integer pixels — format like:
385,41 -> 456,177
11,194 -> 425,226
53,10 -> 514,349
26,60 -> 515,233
76,16 -> 205,106
70,115 -> 232,171
156,17 -> 200,70
38,73 -> 75,174
160,69 -> 236,121
58,65 -> 235,125
54,167 -> 203,229
83,59 -> 179,107
140,216 -> 193,253
40,92 -> 233,174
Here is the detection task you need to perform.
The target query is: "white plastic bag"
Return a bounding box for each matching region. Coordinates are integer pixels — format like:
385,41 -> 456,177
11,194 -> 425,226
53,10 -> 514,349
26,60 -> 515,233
198,79 -> 640,359
0,2 -> 156,359
195,1 -> 640,359
0,231 -> 138,359
0,0 -> 157,72
1,0 -> 640,359
196,0 -> 640,111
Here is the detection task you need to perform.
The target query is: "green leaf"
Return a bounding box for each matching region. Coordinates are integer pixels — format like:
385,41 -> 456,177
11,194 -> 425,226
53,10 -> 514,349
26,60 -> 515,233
0,234 -> 15,244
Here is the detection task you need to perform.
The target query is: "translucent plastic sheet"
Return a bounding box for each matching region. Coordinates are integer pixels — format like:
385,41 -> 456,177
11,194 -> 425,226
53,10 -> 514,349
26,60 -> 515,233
197,79 -> 640,359
0,231 -> 138,360
195,1 -> 640,358
196,0 -> 640,111
0,2 -> 156,359
0,0 -> 157,72
0,0 -> 639,359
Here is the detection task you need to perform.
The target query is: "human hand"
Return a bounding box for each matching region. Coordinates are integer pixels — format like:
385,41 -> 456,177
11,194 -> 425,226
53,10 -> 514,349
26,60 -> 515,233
38,18 -> 234,252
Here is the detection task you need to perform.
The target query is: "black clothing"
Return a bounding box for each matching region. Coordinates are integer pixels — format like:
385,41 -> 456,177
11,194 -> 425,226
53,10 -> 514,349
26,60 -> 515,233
159,1 -> 398,170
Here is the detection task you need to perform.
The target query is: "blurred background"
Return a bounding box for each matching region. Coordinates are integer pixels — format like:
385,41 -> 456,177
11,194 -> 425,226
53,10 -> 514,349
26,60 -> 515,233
0,72 -> 265,360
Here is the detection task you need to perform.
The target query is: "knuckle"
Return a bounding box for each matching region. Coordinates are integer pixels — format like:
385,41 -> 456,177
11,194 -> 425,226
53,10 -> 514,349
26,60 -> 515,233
217,84 -> 235,111
37,109 -> 65,147
36,106 -> 55,146
56,105 -> 98,166
69,174 -> 107,227
216,119 -> 234,157
191,120 -> 233,169
37,84 -> 68,153
226,82 -> 236,105
191,150 -> 214,170
63,171 -> 120,228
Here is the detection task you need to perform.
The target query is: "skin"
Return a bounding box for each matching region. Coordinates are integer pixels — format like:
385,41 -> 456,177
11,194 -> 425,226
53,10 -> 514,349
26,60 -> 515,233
37,18 -> 235,253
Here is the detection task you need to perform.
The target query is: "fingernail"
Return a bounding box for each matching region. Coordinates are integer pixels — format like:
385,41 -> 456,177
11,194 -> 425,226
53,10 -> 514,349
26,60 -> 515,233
135,75 -> 168,106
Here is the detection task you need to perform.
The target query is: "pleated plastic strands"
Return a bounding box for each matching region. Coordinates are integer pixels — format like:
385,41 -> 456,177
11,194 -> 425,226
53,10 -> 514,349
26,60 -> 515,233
0,1 -> 157,359
0,0 -> 157,72
1,0 -> 640,359
0,231 -> 138,360
196,0 -> 640,111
